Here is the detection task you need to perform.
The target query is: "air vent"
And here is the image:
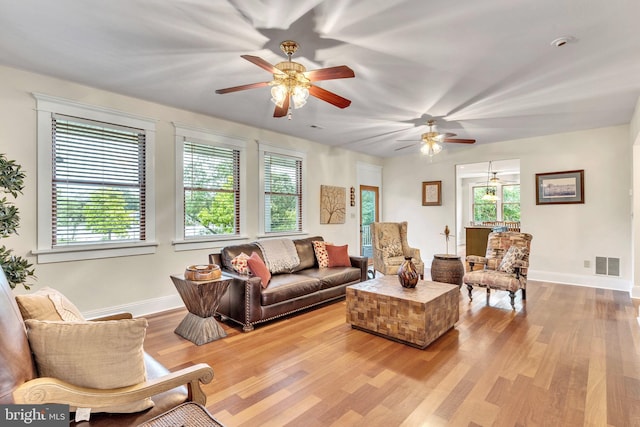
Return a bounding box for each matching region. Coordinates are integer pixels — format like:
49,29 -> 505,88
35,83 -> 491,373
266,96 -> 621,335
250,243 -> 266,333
595,256 -> 621,276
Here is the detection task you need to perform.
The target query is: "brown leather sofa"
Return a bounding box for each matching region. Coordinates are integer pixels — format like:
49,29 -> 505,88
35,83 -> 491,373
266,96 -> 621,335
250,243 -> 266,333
209,236 -> 368,332
0,267 -> 214,426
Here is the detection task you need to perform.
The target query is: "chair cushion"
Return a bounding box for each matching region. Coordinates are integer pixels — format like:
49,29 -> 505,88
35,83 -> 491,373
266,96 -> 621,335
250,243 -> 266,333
463,270 -> 524,292
24,318 -> 153,413
498,246 -> 529,274
16,287 -> 85,322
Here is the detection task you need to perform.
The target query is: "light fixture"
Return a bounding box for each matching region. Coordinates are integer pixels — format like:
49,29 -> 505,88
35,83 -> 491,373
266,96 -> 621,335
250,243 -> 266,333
267,41 -> 311,115
482,161 -> 499,201
419,120 -> 445,157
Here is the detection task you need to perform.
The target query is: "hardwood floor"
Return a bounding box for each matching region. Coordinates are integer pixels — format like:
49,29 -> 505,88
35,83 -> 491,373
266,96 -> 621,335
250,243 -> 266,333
143,281 -> 640,426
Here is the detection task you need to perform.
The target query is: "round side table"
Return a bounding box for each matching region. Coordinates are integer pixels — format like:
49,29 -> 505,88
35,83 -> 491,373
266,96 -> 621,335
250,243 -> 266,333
430,254 -> 465,288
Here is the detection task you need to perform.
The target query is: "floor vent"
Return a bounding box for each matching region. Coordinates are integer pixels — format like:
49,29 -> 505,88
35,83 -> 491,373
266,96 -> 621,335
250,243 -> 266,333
595,256 -> 620,276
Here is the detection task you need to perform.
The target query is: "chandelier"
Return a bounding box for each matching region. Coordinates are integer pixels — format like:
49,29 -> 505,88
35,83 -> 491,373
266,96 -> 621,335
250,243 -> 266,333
482,161 -> 498,201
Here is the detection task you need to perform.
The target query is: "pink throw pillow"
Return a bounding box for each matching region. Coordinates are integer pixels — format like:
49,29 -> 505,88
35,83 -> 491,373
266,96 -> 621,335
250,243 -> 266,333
247,252 -> 271,288
326,244 -> 351,268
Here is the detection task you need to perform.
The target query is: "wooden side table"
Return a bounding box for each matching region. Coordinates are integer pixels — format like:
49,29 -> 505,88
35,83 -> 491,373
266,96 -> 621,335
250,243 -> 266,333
170,274 -> 231,346
430,254 -> 465,288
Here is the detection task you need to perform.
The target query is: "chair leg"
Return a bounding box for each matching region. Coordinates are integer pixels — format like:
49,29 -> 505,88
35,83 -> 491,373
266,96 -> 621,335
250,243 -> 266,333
466,284 -> 473,301
522,288 -> 526,300
509,291 -> 516,309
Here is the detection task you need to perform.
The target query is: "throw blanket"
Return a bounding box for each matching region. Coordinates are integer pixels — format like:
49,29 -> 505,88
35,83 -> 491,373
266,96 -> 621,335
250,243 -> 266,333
256,238 -> 300,274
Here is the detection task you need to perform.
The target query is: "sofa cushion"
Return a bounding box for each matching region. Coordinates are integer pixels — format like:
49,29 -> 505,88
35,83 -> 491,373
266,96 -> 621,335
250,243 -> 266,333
297,267 -> 361,290
247,252 -> 271,288
260,274 -> 322,306
24,318 -> 153,413
291,236 -> 323,272
230,252 -> 251,275
326,244 -> 351,267
16,287 -> 85,322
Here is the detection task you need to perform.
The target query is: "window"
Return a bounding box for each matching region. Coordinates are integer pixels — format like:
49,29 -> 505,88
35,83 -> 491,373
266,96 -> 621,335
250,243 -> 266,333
174,124 -> 246,249
472,185 -> 497,222
259,143 -> 306,235
502,184 -> 521,221
471,184 -> 520,223
35,94 -> 156,263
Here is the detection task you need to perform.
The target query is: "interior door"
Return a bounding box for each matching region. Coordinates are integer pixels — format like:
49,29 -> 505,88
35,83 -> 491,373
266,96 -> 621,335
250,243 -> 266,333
360,185 -> 379,260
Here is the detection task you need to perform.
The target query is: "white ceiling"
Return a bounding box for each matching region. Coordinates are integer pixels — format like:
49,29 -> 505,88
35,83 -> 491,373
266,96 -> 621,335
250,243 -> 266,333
1,0 -> 638,158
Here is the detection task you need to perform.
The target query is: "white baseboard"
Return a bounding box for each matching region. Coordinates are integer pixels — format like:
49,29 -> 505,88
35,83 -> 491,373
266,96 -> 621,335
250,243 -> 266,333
82,294 -> 184,319
527,269 -> 632,293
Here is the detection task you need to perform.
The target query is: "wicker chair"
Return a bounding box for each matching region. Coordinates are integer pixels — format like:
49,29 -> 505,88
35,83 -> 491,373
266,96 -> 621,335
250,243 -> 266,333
463,231 -> 532,309
370,221 -> 424,279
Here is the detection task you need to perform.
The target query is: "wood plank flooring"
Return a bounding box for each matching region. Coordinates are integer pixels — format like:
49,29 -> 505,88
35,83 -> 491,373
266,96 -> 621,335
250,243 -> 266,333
143,281 -> 640,426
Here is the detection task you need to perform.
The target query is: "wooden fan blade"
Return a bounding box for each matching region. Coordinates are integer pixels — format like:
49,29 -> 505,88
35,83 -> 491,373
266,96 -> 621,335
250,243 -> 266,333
304,65 -> 355,82
443,138 -> 476,144
308,85 -> 351,108
215,81 -> 270,94
273,95 -> 290,118
241,55 -> 285,75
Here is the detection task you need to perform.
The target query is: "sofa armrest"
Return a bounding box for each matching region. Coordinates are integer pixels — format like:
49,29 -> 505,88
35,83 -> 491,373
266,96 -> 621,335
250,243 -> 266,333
13,363 -> 214,407
349,256 -> 369,282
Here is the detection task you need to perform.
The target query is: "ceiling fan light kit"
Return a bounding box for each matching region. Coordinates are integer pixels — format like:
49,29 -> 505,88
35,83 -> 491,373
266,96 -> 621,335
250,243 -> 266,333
396,119 -> 475,157
216,40 -> 354,118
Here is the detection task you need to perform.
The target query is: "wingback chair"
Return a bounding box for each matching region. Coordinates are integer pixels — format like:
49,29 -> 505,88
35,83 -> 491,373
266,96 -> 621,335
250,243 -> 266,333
0,266 -> 214,426
463,231 -> 532,309
370,221 -> 424,279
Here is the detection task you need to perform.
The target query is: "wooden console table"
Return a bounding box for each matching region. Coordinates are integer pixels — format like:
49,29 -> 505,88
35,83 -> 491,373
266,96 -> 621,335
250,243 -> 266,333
170,274 -> 231,346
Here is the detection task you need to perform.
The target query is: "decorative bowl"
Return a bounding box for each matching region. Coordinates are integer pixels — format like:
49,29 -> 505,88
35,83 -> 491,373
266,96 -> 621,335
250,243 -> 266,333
184,264 -> 221,281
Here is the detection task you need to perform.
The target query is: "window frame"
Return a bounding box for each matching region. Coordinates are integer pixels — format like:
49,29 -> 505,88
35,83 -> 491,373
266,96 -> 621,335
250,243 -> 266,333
173,124 -> 247,251
501,184 -> 521,222
34,93 -> 157,263
470,183 -> 521,223
258,142 -> 307,237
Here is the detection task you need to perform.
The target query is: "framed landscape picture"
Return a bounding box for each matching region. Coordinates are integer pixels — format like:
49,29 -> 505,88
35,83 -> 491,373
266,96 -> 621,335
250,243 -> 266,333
422,181 -> 442,206
535,169 -> 584,205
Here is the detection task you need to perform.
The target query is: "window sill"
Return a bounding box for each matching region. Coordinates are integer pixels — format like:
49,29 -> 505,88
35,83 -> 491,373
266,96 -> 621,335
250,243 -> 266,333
256,231 -> 309,239
32,242 -> 158,264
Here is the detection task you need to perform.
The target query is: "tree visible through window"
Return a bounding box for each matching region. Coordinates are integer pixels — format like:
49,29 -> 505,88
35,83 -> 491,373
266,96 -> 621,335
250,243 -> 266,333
52,115 -> 145,245
472,184 -> 520,223
183,142 -> 240,237
472,186 -> 497,222
502,184 -> 521,221
264,152 -> 302,233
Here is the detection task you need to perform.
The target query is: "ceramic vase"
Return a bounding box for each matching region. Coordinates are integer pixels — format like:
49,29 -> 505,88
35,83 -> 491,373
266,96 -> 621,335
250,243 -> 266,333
397,256 -> 419,288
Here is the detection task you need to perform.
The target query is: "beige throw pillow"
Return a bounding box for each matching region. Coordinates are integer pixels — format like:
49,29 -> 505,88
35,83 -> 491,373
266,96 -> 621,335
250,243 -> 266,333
25,318 -> 154,413
16,287 -> 85,322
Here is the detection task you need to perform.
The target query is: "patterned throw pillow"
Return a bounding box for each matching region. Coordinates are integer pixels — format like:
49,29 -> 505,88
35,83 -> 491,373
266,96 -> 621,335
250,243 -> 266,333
231,252 -> 251,275
498,246 -> 529,274
312,241 -> 331,268
382,240 -> 403,259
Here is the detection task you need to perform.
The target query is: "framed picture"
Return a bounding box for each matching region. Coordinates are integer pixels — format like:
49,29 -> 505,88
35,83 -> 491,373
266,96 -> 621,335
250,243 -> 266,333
422,181 -> 442,206
320,185 -> 346,223
535,169 -> 584,205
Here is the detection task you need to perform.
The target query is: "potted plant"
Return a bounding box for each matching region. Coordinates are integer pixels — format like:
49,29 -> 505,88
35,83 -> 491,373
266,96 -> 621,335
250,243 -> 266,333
0,153 -> 35,289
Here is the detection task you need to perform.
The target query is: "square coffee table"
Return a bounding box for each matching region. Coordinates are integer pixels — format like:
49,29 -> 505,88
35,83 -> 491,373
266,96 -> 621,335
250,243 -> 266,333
346,276 -> 459,348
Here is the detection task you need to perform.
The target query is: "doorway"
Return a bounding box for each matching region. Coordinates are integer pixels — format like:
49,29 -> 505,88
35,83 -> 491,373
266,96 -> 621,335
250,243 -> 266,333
360,185 -> 379,260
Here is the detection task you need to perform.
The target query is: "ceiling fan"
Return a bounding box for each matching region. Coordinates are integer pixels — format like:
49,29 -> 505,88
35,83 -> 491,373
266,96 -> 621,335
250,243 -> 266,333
215,40 -> 355,118
395,120 -> 476,156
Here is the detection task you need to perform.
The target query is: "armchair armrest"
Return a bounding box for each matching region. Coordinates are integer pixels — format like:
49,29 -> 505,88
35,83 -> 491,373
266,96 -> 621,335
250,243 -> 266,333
13,363 -> 214,407
89,312 -> 133,321
466,255 -> 487,270
407,247 -> 421,262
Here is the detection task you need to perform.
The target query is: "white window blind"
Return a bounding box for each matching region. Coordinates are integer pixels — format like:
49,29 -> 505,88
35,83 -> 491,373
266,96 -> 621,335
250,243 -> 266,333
183,141 -> 240,237
51,114 -> 146,246
264,152 -> 302,233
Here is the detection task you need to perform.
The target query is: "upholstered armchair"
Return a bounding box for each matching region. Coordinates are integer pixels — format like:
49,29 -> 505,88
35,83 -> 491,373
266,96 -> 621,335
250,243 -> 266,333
463,231 -> 533,309
0,266 -> 214,426
370,221 -> 424,279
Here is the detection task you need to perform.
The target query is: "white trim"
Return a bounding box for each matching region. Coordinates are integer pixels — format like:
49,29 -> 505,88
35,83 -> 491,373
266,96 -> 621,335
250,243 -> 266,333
172,235 -> 250,251
83,293 -> 184,319
33,93 -> 156,262
258,142 -> 307,235
528,269 -> 632,293
173,123 -> 247,248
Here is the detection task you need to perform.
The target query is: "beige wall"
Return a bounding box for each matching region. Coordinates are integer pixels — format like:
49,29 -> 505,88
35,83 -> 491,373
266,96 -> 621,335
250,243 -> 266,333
0,65 -> 382,316
383,125 -> 632,292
